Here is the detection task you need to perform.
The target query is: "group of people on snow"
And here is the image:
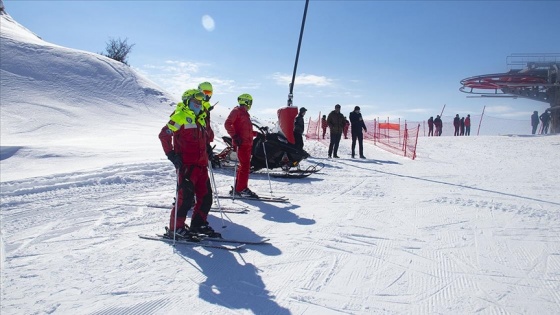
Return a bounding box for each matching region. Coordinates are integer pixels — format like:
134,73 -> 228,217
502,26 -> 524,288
427,114 -> 471,136
322,104 -> 368,159
428,114 -> 471,137
452,114 -> 471,136
159,82 -> 258,240
531,110 -> 551,135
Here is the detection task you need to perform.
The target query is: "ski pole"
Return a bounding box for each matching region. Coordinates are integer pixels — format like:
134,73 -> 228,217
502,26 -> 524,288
232,147 -> 238,202
173,168 -> 180,246
208,159 -> 229,228
261,141 -> 273,195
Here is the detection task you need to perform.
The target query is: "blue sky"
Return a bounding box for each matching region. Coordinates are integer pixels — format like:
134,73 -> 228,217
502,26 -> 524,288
6,0 -> 560,122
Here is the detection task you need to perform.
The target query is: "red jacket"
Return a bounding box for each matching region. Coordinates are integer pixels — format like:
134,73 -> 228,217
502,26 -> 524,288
159,115 -> 209,166
205,111 -> 214,143
224,106 -> 253,146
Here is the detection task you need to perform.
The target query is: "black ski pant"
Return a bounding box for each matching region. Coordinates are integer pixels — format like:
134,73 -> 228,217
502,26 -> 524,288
351,132 -> 364,157
294,132 -> 304,150
328,133 -> 342,157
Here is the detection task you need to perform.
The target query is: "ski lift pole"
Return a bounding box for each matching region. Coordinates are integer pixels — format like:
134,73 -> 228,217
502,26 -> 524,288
287,0 -> 310,107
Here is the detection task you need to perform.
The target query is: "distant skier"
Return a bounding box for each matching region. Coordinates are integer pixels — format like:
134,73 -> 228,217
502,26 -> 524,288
460,117 -> 465,136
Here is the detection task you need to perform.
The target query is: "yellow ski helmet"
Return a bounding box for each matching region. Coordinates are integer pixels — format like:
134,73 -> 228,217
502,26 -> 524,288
237,93 -> 253,110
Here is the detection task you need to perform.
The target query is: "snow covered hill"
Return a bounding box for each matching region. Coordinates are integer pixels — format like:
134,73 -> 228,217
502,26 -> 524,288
1,8 -> 560,315
0,9 -> 176,181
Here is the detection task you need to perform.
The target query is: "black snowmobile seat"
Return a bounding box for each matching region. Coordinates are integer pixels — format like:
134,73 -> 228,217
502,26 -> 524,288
222,136 -> 233,146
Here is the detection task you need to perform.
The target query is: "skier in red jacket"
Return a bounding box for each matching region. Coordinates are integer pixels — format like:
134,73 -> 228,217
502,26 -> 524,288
159,89 -> 219,239
224,93 -> 259,198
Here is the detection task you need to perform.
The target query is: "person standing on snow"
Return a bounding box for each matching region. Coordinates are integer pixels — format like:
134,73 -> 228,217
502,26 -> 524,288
540,110 -> 551,134
321,115 -> 328,139
159,89 -> 220,239
453,114 -> 460,136
293,107 -> 307,150
427,116 -> 434,136
464,114 -> 471,136
327,104 -> 345,158
224,93 -> 259,198
531,111 -> 539,135
197,82 -> 217,225
349,106 -> 367,159
343,117 -> 350,139
434,115 -> 443,136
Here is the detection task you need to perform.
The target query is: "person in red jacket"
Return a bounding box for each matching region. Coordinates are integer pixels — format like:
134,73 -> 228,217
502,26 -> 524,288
427,116 -> 434,136
159,89 -> 219,239
224,93 -> 259,198
343,117 -> 350,139
465,114 -> 471,136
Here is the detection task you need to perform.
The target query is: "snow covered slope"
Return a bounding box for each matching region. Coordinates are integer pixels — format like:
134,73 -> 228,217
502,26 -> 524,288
1,10 -> 176,181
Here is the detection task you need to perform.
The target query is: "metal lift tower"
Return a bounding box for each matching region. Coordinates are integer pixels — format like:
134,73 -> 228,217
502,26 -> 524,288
460,53 -> 560,134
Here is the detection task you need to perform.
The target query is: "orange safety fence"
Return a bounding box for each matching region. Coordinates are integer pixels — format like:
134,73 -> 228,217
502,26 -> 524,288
305,115 -> 420,160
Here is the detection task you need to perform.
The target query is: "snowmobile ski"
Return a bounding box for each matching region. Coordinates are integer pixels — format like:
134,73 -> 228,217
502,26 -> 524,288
269,172 -> 312,179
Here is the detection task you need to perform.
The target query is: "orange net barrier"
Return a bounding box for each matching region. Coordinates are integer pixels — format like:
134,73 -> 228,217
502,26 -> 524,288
305,115 -> 420,160
367,120 -> 420,160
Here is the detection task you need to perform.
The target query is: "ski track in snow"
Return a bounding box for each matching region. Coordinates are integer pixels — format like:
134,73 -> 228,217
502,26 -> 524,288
1,137 -> 560,314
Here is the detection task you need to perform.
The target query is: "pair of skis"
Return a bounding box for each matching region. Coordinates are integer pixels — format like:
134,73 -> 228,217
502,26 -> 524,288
140,192 -> 288,250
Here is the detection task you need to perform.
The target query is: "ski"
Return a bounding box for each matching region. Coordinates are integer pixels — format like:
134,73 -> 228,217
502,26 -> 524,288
146,204 -> 249,214
217,195 -> 289,203
197,235 -> 270,245
138,234 -> 245,251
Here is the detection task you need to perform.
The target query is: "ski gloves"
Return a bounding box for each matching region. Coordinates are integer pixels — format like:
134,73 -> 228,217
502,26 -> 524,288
232,135 -> 242,147
207,144 -> 214,160
167,151 -> 183,169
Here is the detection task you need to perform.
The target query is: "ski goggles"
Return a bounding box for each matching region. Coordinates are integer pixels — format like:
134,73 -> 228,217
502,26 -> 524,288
200,89 -> 212,101
239,99 -> 252,106
190,91 -> 205,103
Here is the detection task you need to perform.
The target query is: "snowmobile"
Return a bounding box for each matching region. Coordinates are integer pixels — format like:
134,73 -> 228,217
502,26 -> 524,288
211,123 -> 322,178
